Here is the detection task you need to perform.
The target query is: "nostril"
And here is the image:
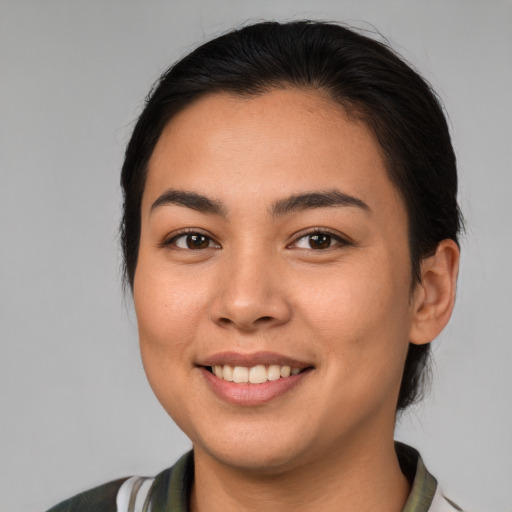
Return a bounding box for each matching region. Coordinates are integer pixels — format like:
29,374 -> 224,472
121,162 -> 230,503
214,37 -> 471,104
216,315 -> 275,327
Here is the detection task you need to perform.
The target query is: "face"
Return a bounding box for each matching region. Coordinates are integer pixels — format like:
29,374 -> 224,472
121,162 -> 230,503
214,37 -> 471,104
134,89 -> 417,472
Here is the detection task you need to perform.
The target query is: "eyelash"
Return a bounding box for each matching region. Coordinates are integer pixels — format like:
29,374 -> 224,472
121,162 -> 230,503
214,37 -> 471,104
290,229 -> 352,250
161,228 -> 352,251
161,229 -> 220,250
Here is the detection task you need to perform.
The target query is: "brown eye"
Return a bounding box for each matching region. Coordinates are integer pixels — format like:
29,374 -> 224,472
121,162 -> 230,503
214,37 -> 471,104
308,233 -> 332,249
171,233 -> 217,250
187,234 -> 210,249
291,231 -> 350,251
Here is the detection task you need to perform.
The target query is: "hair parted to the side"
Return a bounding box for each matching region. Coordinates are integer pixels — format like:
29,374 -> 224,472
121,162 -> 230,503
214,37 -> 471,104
120,20 -> 463,411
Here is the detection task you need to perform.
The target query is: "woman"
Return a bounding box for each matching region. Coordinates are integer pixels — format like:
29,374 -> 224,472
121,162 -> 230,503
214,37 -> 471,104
48,20 -> 462,512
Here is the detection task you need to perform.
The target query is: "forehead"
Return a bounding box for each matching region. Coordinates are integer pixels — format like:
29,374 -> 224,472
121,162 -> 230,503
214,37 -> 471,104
144,88 -> 403,218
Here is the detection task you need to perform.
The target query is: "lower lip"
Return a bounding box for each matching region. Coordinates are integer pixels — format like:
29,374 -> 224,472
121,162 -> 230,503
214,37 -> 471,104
200,367 -> 312,406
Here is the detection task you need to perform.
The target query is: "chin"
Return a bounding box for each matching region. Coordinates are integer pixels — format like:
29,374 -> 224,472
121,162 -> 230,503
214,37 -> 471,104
203,443 -> 306,474
190,419 -> 317,474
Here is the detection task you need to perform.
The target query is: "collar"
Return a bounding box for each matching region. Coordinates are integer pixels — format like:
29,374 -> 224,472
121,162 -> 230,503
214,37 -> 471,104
150,443 -> 438,512
396,442 -> 438,512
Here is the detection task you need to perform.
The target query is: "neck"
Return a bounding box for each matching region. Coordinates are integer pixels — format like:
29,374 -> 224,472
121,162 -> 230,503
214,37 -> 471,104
190,436 -> 410,512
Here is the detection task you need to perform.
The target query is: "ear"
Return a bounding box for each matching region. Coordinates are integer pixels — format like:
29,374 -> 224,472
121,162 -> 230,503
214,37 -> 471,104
409,239 -> 460,345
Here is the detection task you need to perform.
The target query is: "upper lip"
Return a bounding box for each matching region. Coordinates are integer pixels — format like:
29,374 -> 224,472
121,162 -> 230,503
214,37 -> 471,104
197,351 -> 313,369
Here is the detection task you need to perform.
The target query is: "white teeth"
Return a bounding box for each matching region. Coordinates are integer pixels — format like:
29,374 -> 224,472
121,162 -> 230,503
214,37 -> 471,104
280,366 -> 291,378
233,366 -> 249,383
222,365 -> 234,381
249,365 -> 267,384
210,364 -> 303,383
267,365 -> 281,381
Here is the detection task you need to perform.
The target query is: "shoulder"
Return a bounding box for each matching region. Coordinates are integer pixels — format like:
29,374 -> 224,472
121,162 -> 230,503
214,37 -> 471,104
46,452 -> 192,512
396,442 -> 465,512
46,477 -> 130,512
46,475 -> 165,512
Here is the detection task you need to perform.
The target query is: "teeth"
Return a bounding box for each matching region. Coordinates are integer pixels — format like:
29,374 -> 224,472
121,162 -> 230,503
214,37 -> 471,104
222,365 -> 234,381
267,365 -> 281,381
249,365 -> 267,384
280,366 -> 291,378
233,366 -> 249,383
210,364 -> 303,383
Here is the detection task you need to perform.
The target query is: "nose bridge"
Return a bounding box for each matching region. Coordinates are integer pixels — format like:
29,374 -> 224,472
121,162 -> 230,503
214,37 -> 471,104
210,243 -> 291,330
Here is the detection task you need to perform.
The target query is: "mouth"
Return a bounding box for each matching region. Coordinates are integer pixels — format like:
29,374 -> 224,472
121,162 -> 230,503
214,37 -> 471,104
206,364 -> 304,383
197,352 -> 314,405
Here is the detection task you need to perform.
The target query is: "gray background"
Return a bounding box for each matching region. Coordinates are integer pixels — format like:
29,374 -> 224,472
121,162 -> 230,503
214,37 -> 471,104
1,1 -> 511,511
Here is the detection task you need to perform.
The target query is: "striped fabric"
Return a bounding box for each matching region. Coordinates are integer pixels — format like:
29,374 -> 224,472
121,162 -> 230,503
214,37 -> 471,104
116,476 -> 155,512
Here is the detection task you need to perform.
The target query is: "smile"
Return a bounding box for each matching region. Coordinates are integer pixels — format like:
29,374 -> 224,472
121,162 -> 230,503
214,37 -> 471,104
198,352 -> 313,405
209,364 -> 302,384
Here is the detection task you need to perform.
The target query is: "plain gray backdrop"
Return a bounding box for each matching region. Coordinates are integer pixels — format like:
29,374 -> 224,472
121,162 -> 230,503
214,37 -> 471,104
1,1 -> 511,511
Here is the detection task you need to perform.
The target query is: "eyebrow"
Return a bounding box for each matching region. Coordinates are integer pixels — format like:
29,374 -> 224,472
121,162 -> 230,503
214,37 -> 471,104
271,190 -> 370,216
150,189 -> 227,216
150,188 -> 370,217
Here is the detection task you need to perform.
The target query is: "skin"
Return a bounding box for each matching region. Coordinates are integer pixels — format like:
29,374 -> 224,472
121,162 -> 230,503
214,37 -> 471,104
134,88 -> 459,512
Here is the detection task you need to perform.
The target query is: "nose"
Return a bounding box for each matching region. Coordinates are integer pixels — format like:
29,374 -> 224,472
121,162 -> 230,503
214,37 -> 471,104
209,251 -> 292,332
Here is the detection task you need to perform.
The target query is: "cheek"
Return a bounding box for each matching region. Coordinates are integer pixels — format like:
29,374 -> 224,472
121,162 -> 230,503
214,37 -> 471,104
135,263 -> 204,336
133,265 -> 209,429
133,261 -> 209,388
294,253 -> 412,367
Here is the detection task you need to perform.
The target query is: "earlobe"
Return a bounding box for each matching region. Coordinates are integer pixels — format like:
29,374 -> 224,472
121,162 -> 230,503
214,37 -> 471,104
409,239 -> 460,346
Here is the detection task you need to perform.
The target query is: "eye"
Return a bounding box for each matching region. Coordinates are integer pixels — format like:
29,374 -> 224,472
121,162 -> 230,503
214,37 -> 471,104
168,232 -> 220,250
292,231 -> 348,250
